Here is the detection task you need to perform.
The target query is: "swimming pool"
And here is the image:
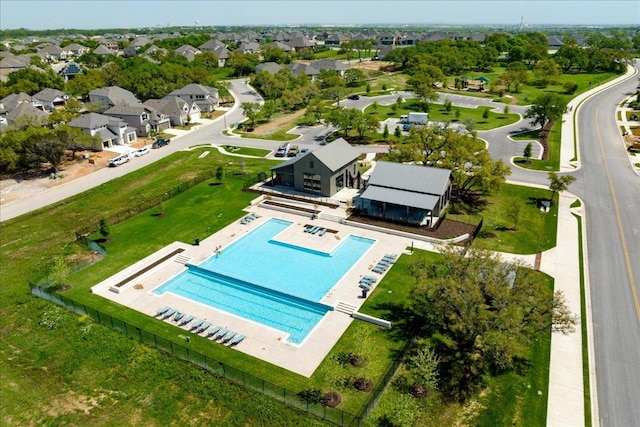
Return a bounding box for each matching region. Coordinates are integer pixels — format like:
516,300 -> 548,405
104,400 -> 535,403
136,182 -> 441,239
154,218 -> 375,343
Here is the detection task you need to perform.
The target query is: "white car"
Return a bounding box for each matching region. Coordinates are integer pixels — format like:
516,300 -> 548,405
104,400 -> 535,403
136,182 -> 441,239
132,146 -> 150,157
108,153 -> 130,167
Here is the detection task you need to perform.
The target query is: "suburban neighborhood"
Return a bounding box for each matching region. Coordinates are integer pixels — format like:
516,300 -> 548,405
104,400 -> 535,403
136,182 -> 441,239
1,2 -> 639,427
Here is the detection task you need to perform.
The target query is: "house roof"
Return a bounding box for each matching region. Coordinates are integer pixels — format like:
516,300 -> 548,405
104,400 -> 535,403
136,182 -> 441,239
104,103 -> 155,116
33,88 -> 68,103
167,83 -> 218,98
312,59 -> 348,72
288,62 -> 319,77
366,161 -> 452,197
270,138 -> 359,173
255,62 -> 284,74
93,45 -> 115,55
6,102 -> 48,123
360,185 -> 441,211
69,112 -> 126,130
89,86 -> 139,106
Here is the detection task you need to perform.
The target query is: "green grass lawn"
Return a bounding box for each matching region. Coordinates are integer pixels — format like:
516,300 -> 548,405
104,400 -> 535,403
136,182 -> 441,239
446,68 -> 618,106
447,183 -> 558,254
223,145 -> 271,157
512,121 -> 562,171
365,98 -> 519,131
367,72 -> 409,92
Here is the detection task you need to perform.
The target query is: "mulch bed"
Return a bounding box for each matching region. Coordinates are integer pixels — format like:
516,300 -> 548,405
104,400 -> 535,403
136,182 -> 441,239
322,391 -> 342,408
348,215 -> 476,242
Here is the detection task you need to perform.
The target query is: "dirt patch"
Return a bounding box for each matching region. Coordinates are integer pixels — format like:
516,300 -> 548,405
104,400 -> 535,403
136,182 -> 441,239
43,390 -> 105,417
250,109 -> 307,136
349,60 -> 393,71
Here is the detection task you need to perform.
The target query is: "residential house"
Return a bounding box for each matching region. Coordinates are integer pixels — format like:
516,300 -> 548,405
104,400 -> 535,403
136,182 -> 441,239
0,92 -> 44,113
263,40 -> 293,52
57,62 -> 82,80
143,97 -> 201,126
93,45 -> 116,56
64,43 -> 90,56
0,54 -> 29,75
32,88 -> 69,111
123,45 -> 140,58
103,104 -> 170,136
325,33 -> 350,46
270,138 -> 361,197
164,83 -> 218,112
374,45 -> 395,60
287,62 -> 320,81
287,35 -> 315,51
237,41 -> 261,54
3,101 -> 49,126
311,59 -> 348,77
68,112 -> 137,148
255,62 -> 284,74
376,32 -> 398,46
357,161 -> 452,227
37,44 -> 67,62
88,86 -> 140,110
174,44 -> 201,61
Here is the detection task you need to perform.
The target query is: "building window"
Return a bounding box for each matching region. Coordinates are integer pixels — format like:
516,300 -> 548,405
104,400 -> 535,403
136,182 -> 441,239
309,160 -> 314,169
303,173 -> 321,192
335,174 -> 344,190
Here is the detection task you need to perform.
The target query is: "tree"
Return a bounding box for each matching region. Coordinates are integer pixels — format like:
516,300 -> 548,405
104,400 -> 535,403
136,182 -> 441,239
409,247 -> 576,398
353,111 -> 380,140
547,172 -> 576,204
99,218 -> 111,240
389,123 -> 401,138
482,108 -> 490,120
305,98 -> 326,124
534,59 -> 561,87
454,108 -> 461,121
525,94 -> 566,130
503,104 -> 510,116
523,142 -> 533,163
382,123 -> 389,141
44,256 -> 70,291
501,61 -> 528,93
240,102 -> 262,128
406,341 -> 439,395
377,393 -> 419,427
506,199 -> 524,230
261,100 -> 277,121
365,82 -> 371,94
326,107 -> 359,138
443,98 -> 453,113
344,68 -> 365,87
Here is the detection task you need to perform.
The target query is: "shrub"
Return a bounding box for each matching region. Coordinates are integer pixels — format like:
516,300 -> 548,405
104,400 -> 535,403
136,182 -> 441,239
296,388 -> 323,404
564,81 -> 578,94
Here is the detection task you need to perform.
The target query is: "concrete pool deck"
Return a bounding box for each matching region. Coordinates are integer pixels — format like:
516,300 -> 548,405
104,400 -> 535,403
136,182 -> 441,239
91,205 -> 534,377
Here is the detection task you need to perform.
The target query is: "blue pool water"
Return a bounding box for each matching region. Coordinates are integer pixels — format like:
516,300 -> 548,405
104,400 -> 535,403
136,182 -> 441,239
154,218 -> 375,343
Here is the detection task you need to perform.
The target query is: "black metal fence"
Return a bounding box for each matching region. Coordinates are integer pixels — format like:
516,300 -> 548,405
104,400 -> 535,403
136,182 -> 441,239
29,283 -> 411,426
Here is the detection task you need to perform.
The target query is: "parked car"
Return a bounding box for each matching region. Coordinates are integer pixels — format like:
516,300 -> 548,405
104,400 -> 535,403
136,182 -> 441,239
108,153 -> 130,167
275,142 -> 290,157
287,145 -> 299,157
300,148 -> 309,154
152,138 -> 170,149
348,94 -> 360,100
132,146 -> 150,157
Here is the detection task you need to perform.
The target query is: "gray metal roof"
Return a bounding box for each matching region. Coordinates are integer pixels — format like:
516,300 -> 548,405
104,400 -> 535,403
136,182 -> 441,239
360,185 -> 440,211
367,161 -> 451,196
311,138 -> 360,172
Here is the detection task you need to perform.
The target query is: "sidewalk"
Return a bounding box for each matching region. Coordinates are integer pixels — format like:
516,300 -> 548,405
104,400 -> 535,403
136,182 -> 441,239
541,192 -> 587,427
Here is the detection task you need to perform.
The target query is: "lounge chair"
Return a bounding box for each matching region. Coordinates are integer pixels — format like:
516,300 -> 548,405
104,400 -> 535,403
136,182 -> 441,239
382,255 -> 396,263
223,331 -> 237,343
180,315 -> 194,326
359,279 -> 373,286
162,308 -> 176,319
304,225 -> 313,232
240,218 -> 248,225
198,322 -> 211,333
207,325 -> 222,338
318,228 -> 327,236
362,275 -> 378,283
377,259 -> 392,267
173,312 -> 184,322
384,254 -> 397,260
359,283 -> 371,290
190,319 -> 204,330
311,226 -> 320,234
155,306 -> 169,316
372,267 -> 385,274
229,335 -> 245,346
216,328 -> 229,340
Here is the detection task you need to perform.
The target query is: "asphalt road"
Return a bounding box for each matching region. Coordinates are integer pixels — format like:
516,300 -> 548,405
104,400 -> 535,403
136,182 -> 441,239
570,66 -> 640,427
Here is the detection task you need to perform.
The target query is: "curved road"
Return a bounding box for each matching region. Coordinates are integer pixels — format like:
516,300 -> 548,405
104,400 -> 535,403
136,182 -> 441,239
571,66 -> 640,427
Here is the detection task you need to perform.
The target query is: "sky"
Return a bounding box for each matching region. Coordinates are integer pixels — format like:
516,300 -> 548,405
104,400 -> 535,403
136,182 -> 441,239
0,0 -> 638,30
